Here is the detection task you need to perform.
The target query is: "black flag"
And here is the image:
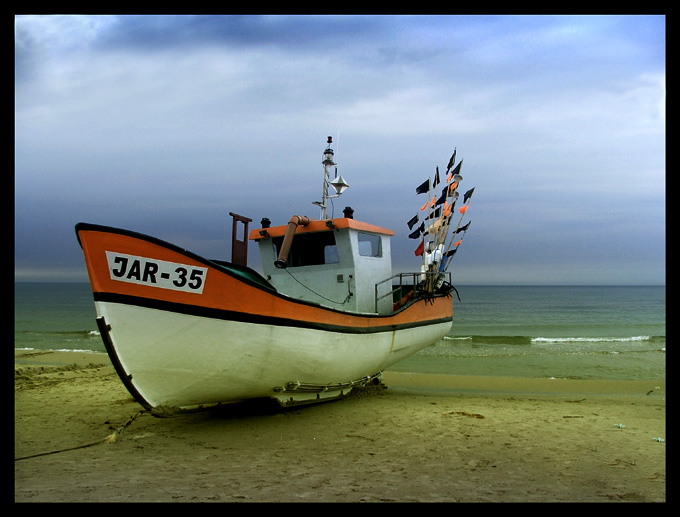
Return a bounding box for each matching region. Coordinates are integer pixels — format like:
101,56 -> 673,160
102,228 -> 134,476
427,207 -> 442,220
435,187 -> 448,206
450,159 -> 463,177
447,149 -> 456,172
407,214 -> 419,230
456,221 -> 471,234
433,167 -> 440,189
409,222 -> 424,239
463,187 -> 475,204
416,179 -> 430,195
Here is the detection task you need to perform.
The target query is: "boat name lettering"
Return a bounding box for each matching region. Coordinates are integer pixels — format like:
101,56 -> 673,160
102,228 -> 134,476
105,251 -> 206,294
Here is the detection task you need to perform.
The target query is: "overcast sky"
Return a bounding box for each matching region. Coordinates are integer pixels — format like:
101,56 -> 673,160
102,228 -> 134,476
15,15 -> 665,285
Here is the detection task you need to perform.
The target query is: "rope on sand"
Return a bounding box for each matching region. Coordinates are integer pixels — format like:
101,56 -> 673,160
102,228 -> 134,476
14,409 -> 147,461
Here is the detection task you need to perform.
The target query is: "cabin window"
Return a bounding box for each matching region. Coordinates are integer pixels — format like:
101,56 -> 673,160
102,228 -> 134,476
272,231 -> 339,267
358,232 -> 382,257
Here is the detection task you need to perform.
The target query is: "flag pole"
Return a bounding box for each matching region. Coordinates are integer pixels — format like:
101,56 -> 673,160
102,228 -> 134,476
425,153 -> 454,292
433,156 -> 462,258
424,168 -> 440,265
412,148 -> 473,287
422,178 -> 430,270
414,176 -> 431,268
435,157 -> 471,275
441,199 -> 473,273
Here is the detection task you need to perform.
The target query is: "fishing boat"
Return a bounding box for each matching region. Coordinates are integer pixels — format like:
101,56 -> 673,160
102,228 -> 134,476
75,137 -> 473,412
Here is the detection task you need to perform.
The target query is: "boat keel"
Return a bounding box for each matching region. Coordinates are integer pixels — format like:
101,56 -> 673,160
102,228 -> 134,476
272,373 -> 384,407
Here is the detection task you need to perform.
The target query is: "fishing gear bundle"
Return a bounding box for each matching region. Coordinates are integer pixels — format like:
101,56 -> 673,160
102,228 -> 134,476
407,148 -> 474,294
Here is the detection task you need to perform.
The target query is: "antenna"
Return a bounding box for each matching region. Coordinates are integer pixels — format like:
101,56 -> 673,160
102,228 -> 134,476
314,136 -> 349,219
335,131 -> 340,178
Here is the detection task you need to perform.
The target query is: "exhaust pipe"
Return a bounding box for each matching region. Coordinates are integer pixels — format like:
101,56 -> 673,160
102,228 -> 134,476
274,215 -> 311,268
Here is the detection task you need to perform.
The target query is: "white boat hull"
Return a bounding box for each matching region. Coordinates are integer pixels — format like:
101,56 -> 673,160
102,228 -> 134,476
97,300 -> 452,409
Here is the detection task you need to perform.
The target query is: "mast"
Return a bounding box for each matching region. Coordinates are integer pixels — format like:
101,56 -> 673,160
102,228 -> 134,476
314,136 -> 348,219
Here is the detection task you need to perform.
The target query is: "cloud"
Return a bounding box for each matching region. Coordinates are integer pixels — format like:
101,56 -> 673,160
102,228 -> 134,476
15,15 -> 665,284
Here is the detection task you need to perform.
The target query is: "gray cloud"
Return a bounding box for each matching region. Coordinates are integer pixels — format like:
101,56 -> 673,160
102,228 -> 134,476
15,15 -> 665,285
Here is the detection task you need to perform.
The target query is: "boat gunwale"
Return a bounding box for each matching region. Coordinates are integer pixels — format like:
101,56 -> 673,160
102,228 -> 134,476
93,291 -> 453,334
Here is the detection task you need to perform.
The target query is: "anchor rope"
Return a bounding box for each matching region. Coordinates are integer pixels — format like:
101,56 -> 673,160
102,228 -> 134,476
14,409 -> 147,461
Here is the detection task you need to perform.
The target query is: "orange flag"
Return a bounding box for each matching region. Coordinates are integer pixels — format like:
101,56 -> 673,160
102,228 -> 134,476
459,205 -> 468,215
454,239 -> 462,247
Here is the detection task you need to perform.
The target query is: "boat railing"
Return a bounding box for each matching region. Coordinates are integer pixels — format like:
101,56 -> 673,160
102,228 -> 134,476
375,271 -> 453,313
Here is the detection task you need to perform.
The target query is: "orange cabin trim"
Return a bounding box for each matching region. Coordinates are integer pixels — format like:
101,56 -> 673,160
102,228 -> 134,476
249,218 -> 394,241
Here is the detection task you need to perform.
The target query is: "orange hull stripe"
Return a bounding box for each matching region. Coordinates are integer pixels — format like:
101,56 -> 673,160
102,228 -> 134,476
77,225 -> 451,329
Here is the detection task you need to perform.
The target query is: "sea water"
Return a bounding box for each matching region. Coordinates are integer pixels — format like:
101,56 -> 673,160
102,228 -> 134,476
14,283 -> 102,353
394,285 -> 665,381
14,283 -> 665,381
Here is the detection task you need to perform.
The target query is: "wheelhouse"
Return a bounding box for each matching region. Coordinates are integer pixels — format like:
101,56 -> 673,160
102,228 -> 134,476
250,217 -> 394,314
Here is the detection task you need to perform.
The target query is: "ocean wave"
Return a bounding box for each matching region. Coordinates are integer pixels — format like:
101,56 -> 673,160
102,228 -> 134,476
443,335 -> 532,345
15,330 -> 100,338
532,335 -> 662,344
15,347 -> 105,354
443,334 -> 665,346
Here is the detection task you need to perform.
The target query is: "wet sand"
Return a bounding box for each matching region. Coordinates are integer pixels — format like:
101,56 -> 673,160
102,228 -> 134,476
14,349 -> 665,502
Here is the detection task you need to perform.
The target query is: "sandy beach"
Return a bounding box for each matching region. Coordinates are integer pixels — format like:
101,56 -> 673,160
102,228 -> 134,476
15,349 -> 665,503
